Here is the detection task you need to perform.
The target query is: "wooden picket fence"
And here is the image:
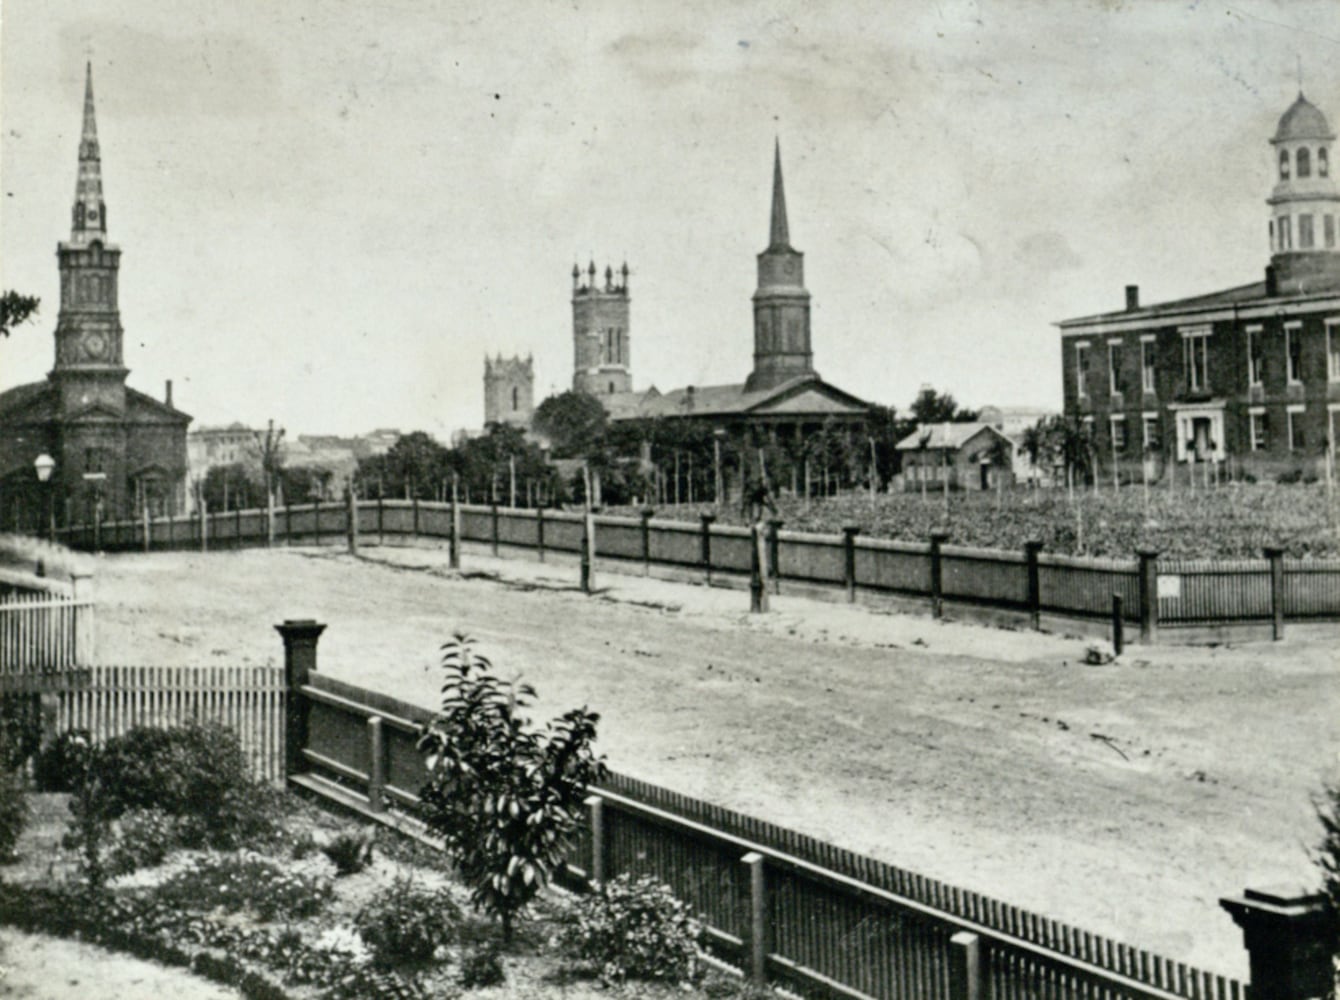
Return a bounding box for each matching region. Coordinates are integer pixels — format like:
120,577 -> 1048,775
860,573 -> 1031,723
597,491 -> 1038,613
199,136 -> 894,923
0,664 -> 285,782
0,593 -> 95,673
289,669 -> 1251,1000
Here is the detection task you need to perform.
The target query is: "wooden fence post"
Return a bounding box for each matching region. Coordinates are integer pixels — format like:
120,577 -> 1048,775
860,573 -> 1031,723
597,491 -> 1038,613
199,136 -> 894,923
640,506 -> 654,576
313,500 -> 322,546
366,716 -> 385,812
930,531 -> 951,619
767,518 -> 783,595
1111,594 -> 1124,655
585,795 -> 606,884
490,502 -> 500,557
1221,887 -> 1332,1000
1264,546 -> 1286,641
949,931 -> 983,1000
536,505 -> 546,563
377,495 -> 384,547
412,496 -> 420,539
741,851 -> 769,985
700,513 -> 716,585
346,489 -> 359,556
449,489 -> 461,570
235,505 -> 242,548
167,511 -> 175,549
267,492 -> 275,549
142,505 -> 150,553
842,525 -> 860,603
1137,548 -> 1159,642
750,523 -> 769,613
275,619 -> 327,778
199,498 -> 208,553
71,572 -> 95,665
285,501 -> 292,547
1024,540 -> 1043,630
580,511 -> 596,594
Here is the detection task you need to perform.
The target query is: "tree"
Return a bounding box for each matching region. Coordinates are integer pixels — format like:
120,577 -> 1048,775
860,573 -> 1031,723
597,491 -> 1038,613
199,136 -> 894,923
532,391 -> 608,460
385,431 -> 449,499
910,386 -> 976,425
417,634 -> 606,943
983,433 -> 1015,509
0,292 -> 39,337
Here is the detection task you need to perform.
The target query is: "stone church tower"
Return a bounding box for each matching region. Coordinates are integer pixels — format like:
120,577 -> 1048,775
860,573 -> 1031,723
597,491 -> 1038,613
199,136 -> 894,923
746,141 -> 816,392
483,354 -> 534,428
571,260 -> 631,396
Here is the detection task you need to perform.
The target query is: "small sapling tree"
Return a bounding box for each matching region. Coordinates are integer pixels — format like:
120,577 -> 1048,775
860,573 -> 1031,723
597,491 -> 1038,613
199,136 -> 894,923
417,633 -> 606,942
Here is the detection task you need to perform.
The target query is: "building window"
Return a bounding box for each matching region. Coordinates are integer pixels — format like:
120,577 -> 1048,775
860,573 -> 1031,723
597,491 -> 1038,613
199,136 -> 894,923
1286,324 -> 1303,384
1300,214 -> 1315,249
1110,416 -> 1127,453
1108,341 -> 1124,396
1328,321 -> 1340,382
1280,215 -> 1292,249
1280,149 -> 1291,179
1328,215 -> 1337,249
1250,408 -> 1268,451
1075,343 -> 1090,399
1182,328 -> 1210,392
84,447 -> 108,474
1321,147 -> 1330,178
1142,413 -> 1161,452
1288,406 -> 1306,451
1140,338 -> 1156,394
511,387 -> 519,411
1247,326 -> 1264,386
1269,219 -> 1275,250
1298,147 -> 1312,178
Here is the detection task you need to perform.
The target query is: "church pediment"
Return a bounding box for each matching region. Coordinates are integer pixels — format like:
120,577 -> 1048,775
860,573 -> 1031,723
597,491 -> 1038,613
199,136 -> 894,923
747,380 -> 870,416
61,401 -> 126,424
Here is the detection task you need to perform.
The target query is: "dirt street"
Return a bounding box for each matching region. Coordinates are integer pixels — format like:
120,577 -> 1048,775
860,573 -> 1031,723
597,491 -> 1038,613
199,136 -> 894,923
88,541 -> 1340,980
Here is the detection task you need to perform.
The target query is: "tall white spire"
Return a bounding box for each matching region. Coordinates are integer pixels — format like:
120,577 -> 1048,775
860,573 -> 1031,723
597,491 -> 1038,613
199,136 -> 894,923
70,62 -> 107,246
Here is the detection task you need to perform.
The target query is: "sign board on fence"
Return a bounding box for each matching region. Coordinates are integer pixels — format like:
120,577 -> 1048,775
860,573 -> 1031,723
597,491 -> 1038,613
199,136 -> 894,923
1157,575 -> 1181,600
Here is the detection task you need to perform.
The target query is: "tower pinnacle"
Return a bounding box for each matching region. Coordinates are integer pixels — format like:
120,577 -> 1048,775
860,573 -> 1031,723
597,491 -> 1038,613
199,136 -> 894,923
71,62 -> 107,246
769,138 -> 790,250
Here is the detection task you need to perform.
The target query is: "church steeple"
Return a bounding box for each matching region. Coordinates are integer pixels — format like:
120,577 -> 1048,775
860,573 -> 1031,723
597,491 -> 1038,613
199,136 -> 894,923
70,62 -> 108,247
769,138 -> 790,250
747,140 -> 815,392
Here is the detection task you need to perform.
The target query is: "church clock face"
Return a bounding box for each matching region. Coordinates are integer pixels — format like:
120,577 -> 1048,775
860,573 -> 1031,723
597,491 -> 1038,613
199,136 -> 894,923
82,332 -> 109,361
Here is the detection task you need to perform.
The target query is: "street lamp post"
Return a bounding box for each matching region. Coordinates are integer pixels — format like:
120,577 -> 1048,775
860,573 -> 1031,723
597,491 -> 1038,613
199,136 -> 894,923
34,453 -> 55,543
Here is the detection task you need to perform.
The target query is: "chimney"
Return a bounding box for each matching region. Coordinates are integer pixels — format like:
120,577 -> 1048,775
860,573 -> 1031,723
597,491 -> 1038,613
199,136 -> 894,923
165,379 -> 173,408
1125,285 -> 1139,311
685,385 -> 696,412
1265,264 -> 1279,297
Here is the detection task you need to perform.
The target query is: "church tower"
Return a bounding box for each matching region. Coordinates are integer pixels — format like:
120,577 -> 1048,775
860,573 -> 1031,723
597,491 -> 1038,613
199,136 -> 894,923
746,141 -> 816,392
1267,93 -> 1340,292
51,63 -> 128,416
483,354 -> 535,427
572,260 -> 632,396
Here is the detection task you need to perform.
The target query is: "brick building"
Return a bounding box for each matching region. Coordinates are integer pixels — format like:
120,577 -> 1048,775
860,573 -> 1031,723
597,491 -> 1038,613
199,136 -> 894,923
1058,92 -> 1340,481
0,65 -> 190,529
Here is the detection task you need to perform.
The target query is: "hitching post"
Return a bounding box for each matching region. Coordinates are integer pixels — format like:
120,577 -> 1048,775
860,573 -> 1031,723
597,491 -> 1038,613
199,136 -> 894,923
700,512 -> 716,585
767,518 -> 783,594
1264,546 -> 1286,641
1024,540 -> 1043,630
749,523 -> 769,613
741,851 -> 769,985
640,506 -> 654,576
1111,594 -> 1124,655
366,716 -> 386,813
276,619 -> 327,779
1220,886 -> 1333,1000
1137,548 -> 1159,643
842,525 -> 860,603
930,531 -> 951,619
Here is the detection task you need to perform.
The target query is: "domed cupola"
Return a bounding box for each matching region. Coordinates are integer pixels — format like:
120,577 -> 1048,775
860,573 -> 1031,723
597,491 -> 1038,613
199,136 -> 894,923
1268,92 -> 1340,291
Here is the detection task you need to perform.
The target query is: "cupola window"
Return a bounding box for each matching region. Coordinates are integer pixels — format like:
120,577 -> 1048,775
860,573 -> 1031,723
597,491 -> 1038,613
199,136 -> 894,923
74,203 -> 85,227
1298,147 -> 1311,178
1321,148 -> 1330,178
1280,149 -> 1291,179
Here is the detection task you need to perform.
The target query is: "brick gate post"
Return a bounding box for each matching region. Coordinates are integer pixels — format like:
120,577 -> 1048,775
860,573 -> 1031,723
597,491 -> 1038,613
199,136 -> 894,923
275,619 -> 327,779
1221,886 -> 1333,1000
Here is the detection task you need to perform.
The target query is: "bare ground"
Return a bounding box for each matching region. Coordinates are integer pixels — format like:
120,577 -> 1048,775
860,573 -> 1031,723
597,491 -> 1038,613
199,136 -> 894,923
86,540 -> 1340,980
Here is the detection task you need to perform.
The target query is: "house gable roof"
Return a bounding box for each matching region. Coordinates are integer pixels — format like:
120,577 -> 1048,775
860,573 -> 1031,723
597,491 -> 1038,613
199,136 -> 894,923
895,422 -> 1013,451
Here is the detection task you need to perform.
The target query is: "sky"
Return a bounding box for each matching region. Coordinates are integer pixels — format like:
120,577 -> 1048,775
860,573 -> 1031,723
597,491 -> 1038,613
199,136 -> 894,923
3,0 -> 1340,439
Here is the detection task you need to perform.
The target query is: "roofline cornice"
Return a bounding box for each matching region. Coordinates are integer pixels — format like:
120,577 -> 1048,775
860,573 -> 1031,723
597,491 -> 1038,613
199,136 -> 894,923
1057,293 -> 1340,335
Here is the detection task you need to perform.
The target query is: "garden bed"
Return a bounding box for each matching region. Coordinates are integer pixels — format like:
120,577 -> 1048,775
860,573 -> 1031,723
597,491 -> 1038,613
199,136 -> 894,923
0,789 -> 758,1000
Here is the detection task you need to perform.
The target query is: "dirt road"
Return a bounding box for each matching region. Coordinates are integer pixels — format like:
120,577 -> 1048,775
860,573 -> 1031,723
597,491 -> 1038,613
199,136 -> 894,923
88,542 -> 1340,979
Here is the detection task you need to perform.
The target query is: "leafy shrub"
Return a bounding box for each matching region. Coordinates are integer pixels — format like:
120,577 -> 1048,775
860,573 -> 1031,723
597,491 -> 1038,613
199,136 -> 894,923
560,874 -> 701,984
0,696 -> 40,772
105,808 -> 179,877
321,827 -> 375,876
152,853 -> 332,921
457,939 -> 505,989
34,728 -> 93,791
354,874 -> 460,968
92,723 -> 276,848
0,765 -> 29,862
417,633 -> 606,941
1317,782 -> 1340,982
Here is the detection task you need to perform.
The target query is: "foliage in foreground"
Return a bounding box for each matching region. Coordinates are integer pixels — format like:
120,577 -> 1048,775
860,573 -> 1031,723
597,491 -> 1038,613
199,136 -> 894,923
559,874 -> 702,985
0,764 -> 28,862
353,874 -> 461,968
417,632 -> 606,941
1317,782 -> 1340,988
153,852 -> 333,921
